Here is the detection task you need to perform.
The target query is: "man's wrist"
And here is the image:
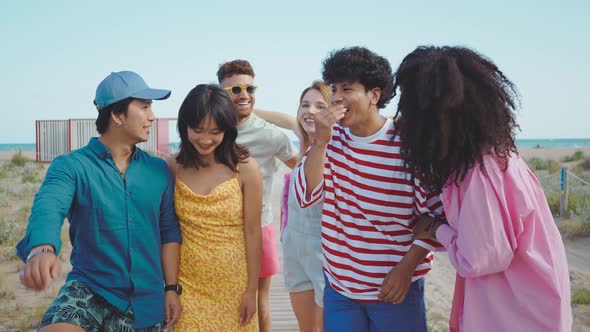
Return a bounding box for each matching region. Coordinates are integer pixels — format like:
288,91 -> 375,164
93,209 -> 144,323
312,140 -> 329,148
164,284 -> 182,295
26,246 -> 55,263
398,245 -> 429,272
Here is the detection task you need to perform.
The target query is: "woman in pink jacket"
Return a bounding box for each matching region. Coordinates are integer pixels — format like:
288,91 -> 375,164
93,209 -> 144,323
393,46 -> 572,332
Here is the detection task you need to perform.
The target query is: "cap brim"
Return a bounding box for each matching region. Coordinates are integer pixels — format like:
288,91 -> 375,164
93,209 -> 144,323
131,88 -> 171,101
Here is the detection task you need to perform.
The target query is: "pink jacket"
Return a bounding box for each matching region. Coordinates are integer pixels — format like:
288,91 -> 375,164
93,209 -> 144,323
436,154 -> 572,332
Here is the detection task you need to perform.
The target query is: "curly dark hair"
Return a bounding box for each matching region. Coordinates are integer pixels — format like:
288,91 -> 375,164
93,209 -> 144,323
392,46 -> 520,193
322,46 -> 394,109
217,60 -> 255,83
176,84 -> 249,171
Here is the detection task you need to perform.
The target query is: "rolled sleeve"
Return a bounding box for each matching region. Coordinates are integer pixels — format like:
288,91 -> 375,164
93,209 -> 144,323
274,130 -> 298,162
412,239 -> 439,252
412,178 -> 446,250
293,159 -> 324,208
159,168 -> 181,244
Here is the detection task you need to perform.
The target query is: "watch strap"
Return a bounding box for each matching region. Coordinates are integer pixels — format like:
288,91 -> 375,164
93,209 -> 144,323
164,284 -> 182,295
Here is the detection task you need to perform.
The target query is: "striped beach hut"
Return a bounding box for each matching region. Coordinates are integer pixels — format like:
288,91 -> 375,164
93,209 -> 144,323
35,118 -> 172,162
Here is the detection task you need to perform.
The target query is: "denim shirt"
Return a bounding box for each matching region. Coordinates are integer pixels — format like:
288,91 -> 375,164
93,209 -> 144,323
16,138 -> 182,328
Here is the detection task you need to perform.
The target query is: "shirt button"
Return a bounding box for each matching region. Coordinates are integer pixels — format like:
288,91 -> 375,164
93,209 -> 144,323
128,217 -> 133,222
126,192 -> 131,196
130,247 -> 134,252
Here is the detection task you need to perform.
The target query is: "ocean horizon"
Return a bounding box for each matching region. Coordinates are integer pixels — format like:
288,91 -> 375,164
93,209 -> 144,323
3,138 -> 590,152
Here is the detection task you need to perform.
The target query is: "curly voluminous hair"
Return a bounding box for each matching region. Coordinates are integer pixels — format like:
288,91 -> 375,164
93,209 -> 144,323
322,46 -> 394,109
176,84 -> 249,171
392,46 -> 520,193
217,60 -> 255,83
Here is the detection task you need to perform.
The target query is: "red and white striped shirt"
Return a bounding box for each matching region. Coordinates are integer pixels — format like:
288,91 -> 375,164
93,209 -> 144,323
294,119 -> 445,301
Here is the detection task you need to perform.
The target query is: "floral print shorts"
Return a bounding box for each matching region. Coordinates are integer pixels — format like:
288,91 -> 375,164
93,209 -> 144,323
39,280 -> 161,332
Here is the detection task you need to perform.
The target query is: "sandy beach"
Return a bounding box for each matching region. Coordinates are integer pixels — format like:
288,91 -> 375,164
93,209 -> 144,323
0,150 -> 36,162
519,147 -> 590,162
1,147 -> 589,331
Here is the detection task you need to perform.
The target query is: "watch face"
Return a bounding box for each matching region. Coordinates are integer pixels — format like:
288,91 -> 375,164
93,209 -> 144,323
165,284 -> 182,295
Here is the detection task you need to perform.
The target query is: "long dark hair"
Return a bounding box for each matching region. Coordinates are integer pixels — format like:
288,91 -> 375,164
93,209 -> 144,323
176,84 -> 249,171
393,46 -> 520,193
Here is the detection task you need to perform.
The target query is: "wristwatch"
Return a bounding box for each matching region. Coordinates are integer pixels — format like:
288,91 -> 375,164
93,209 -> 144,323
164,284 -> 182,295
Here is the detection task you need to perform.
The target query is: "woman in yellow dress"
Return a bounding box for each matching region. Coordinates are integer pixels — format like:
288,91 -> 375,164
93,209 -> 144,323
168,84 -> 262,331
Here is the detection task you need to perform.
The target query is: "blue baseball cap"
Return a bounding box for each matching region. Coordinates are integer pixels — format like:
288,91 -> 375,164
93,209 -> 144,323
94,71 -> 171,110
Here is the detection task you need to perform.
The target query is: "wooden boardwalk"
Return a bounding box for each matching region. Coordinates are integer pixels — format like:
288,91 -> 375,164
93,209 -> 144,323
269,269 -> 299,331
268,221 -> 299,332
268,169 -> 299,331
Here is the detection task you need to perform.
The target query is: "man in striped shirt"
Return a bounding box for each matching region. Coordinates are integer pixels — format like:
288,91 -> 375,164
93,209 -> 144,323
294,47 -> 445,332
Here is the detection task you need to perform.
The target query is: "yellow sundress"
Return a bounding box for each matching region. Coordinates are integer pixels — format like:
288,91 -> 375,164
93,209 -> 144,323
174,175 -> 258,331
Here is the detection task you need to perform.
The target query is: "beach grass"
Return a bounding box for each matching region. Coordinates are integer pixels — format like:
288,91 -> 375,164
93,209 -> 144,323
10,149 -> 30,167
528,152 -> 590,240
573,288 -> 590,305
0,302 -> 46,332
0,273 -> 16,301
562,151 -> 586,163
559,219 -> 590,240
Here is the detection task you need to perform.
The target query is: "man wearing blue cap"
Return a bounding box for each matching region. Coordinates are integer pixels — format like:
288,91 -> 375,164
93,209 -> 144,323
16,71 -> 182,331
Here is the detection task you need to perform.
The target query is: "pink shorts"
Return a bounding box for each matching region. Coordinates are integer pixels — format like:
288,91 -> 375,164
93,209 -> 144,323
260,223 -> 280,278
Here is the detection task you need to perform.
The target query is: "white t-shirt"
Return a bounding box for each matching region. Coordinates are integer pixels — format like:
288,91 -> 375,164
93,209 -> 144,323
294,119 -> 445,300
237,114 -> 298,227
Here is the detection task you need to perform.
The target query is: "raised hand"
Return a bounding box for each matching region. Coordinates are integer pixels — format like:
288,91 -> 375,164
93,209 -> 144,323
313,104 -> 347,145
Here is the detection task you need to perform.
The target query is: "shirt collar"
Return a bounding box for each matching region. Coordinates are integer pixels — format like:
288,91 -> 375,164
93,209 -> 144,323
238,114 -> 255,130
88,137 -> 140,161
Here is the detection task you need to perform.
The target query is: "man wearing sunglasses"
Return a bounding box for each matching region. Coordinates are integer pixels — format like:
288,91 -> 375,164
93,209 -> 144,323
218,60 -> 298,332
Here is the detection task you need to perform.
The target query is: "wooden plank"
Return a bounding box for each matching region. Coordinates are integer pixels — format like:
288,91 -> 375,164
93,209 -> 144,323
269,218 -> 298,332
269,170 -> 299,331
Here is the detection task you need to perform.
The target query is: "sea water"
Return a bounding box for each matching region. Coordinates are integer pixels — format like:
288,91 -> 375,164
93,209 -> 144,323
3,139 -> 590,153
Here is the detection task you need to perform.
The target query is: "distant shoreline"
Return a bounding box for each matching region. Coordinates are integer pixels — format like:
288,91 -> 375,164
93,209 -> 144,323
3,138 -> 590,153
2,146 -> 590,163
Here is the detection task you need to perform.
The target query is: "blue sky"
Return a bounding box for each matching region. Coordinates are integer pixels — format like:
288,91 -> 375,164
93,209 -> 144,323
1,0 -> 588,143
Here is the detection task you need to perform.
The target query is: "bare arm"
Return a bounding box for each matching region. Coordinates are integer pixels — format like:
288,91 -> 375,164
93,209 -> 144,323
161,242 -> 181,327
379,245 -> 429,303
161,158 -> 181,327
283,155 -> 299,169
239,158 -> 263,325
161,243 -> 180,286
